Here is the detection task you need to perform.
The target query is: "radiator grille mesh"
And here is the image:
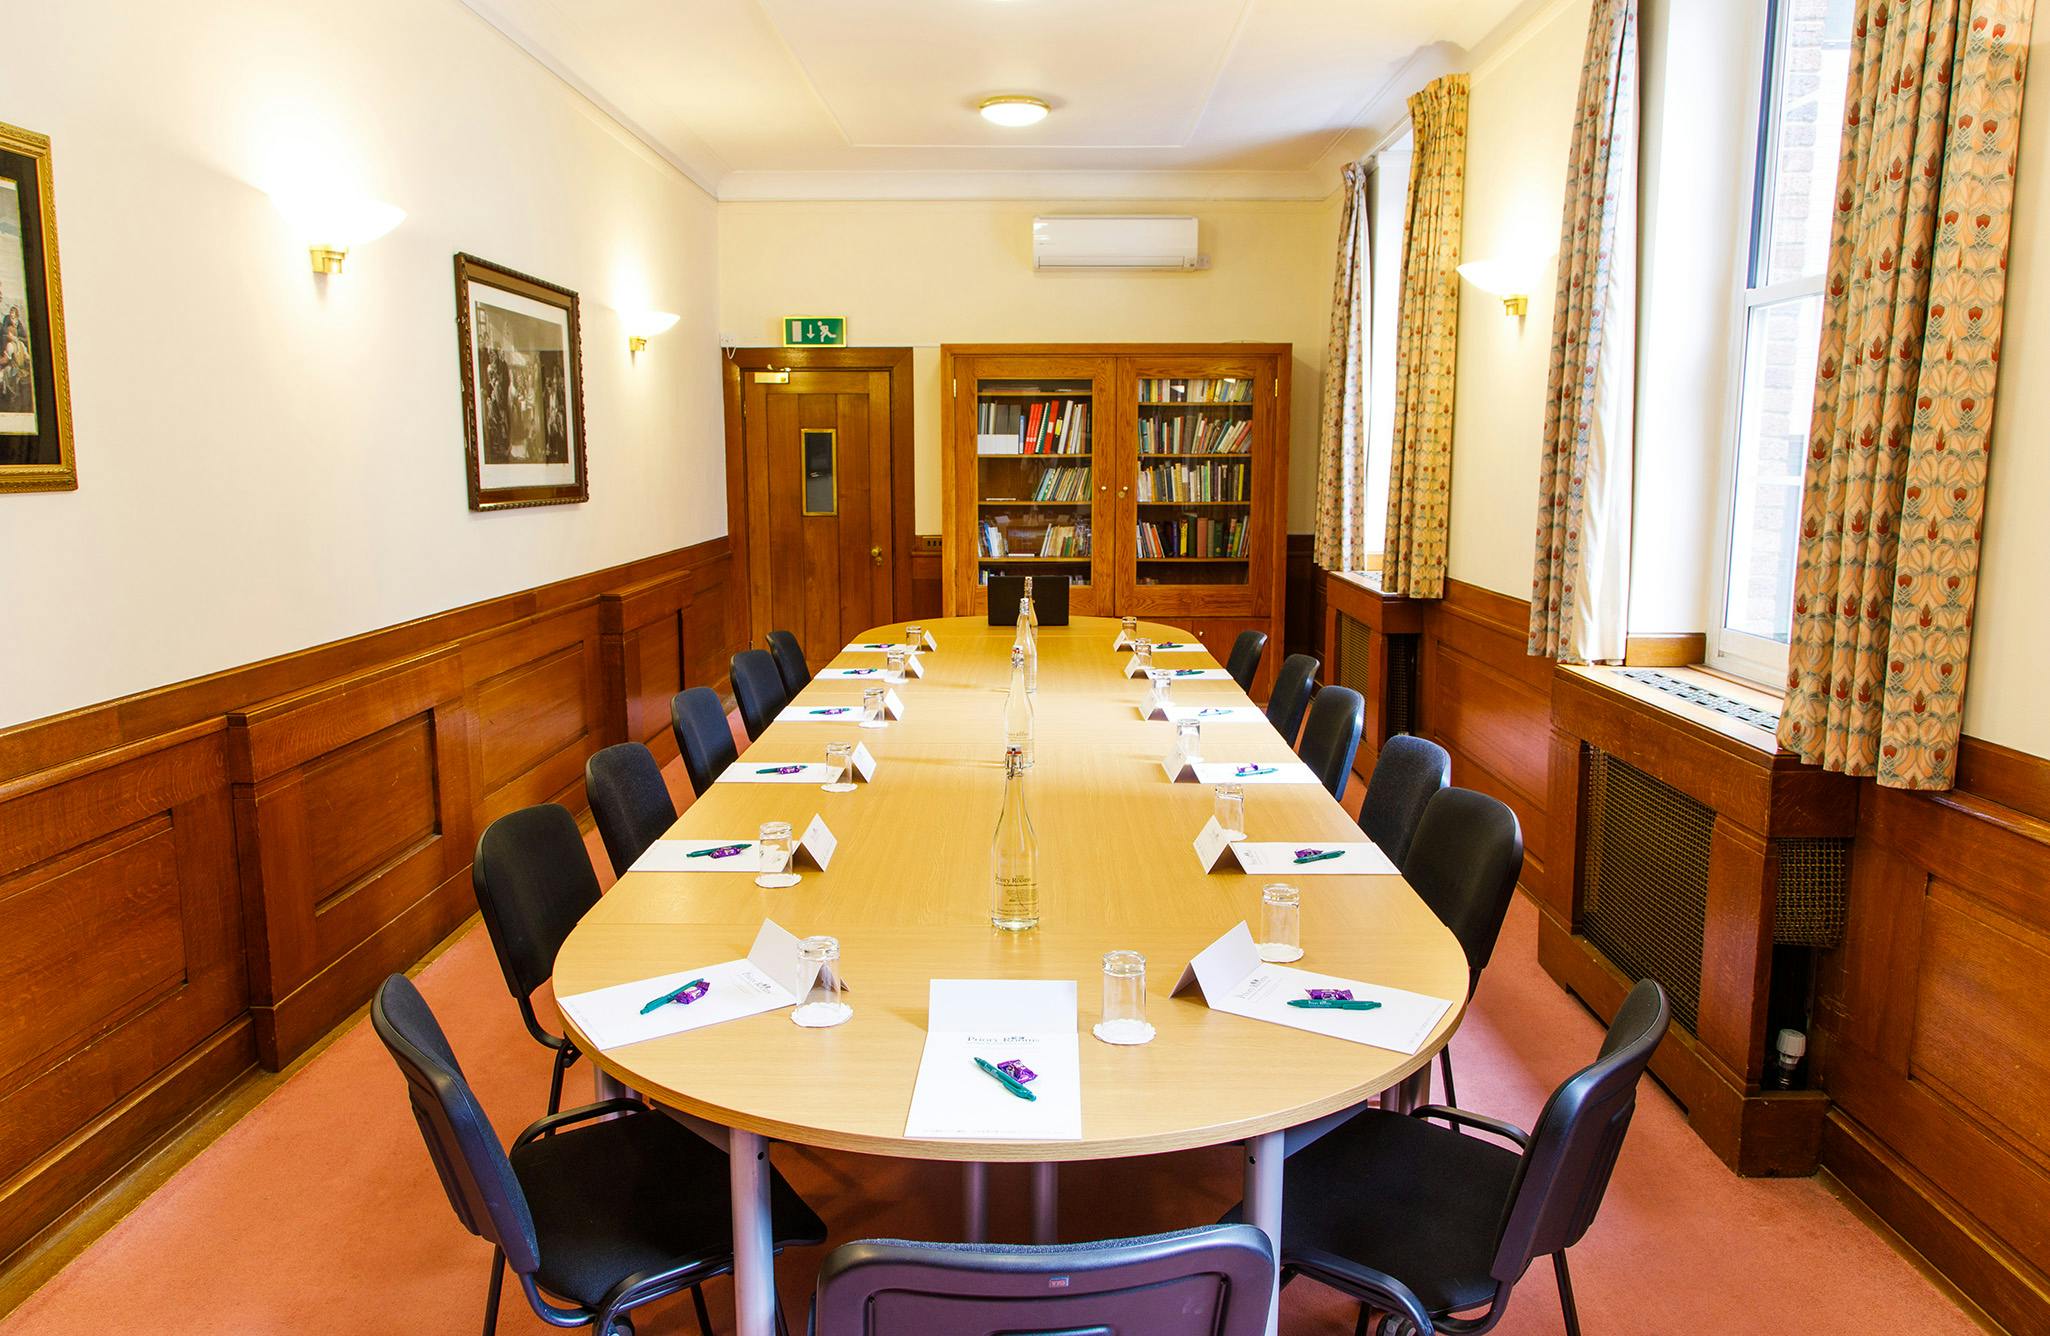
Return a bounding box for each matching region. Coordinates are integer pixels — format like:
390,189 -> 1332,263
1332,612 -> 1419,737
1386,636 -> 1417,736
1580,749 -> 1710,1032
1334,613 -> 1372,700
1775,838 -> 1850,948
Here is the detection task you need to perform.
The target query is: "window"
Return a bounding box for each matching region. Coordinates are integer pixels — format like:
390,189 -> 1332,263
1359,130 -> 1412,566
1709,0 -> 1854,684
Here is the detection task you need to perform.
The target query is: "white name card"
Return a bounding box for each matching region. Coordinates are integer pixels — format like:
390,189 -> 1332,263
852,741 -> 879,782
884,688 -> 908,720
796,814 -> 838,870
1192,815 -> 1242,872
916,628 -> 939,652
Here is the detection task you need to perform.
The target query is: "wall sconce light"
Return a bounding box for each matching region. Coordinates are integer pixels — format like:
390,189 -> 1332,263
1456,256 -> 1546,317
267,189 -> 405,274
625,311 -> 680,358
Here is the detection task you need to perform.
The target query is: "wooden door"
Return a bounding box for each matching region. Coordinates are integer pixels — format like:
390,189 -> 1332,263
740,366 -> 896,655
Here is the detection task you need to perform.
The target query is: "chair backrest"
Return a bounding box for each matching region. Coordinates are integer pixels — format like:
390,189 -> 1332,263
1297,685 -> 1364,803
1265,653 -> 1319,742
1490,978 -> 1671,1278
731,648 -> 788,741
767,629 -> 812,696
584,742 -> 677,877
1402,787 -> 1524,992
671,686 -> 738,796
472,804 -> 603,1009
1359,734 -> 1451,872
372,973 -> 541,1275
813,1225 -> 1275,1336
1225,629 -> 1268,692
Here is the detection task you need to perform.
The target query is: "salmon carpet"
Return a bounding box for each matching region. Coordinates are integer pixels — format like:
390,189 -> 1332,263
1,746 -> 1980,1335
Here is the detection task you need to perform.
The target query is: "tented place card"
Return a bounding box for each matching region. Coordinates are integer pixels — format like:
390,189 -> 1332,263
883,689 -> 908,719
904,979 -> 1083,1142
851,741 -> 879,781
557,919 -> 848,1051
1143,703 -> 1268,724
1161,757 -> 1321,785
1171,922 -> 1453,1054
912,628 -> 939,652
795,814 -> 838,869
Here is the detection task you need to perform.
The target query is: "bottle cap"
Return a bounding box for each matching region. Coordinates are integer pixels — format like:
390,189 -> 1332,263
1775,1028 -> 1807,1059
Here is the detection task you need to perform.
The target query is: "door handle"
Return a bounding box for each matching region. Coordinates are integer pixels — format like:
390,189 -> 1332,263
1118,486 -> 1129,497
870,546 -> 883,567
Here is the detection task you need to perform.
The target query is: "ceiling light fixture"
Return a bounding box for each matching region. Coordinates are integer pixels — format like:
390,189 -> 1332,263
979,96 -> 1050,128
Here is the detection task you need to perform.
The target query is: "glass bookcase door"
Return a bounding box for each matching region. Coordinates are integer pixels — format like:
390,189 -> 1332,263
1115,358 -> 1273,617
954,355 -> 1114,616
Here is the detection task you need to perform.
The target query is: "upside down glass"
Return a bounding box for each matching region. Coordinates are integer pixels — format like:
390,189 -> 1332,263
1213,783 -> 1245,840
822,740 -> 856,793
861,684 -> 888,729
1176,718 -> 1202,765
1094,950 -> 1155,1045
904,624 -> 927,651
1120,616 -> 1140,646
1148,669 -> 1173,713
791,935 -> 851,1027
884,649 -> 908,684
1259,883 -> 1303,963
755,820 -> 799,889
1131,638 -> 1154,674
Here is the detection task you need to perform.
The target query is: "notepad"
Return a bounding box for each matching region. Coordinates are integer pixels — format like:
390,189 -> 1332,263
556,919 -> 846,1051
1143,703 -> 1267,724
1127,659 -> 1231,679
904,980 -> 1083,1142
723,763 -> 841,784
815,667 -> 887,680
1172,923 -> 1453,1055
1161,756 -> 1320,784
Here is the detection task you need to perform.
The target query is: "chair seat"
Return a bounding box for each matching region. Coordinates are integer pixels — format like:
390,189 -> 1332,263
1254,1109 -> 1520,1315
513,1110 -> 827,1309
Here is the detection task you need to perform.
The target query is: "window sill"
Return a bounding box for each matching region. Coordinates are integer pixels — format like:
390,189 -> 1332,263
1560,663 -> 1788,756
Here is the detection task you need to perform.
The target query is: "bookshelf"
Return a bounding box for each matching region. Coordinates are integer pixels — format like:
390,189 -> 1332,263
942,344 -> 1289,691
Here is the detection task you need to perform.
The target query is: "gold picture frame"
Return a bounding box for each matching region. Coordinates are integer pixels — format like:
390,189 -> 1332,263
0,121 -> 75,493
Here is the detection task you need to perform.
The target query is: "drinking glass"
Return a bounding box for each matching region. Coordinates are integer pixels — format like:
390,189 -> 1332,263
755,820 -> 799,889
822,741 -> 857,793
904,624 -> 927,651
884,649 -> 908,684
1120,615 -> 1139,647
1148,669 -> 1174,714
861,685 -> 889,729
1131,638 -> 1154,674
1175,719 -> 1202,765
1093,950 -> 1155,1045
791,935 -> 852,1028
1213,783 -> 1245,840
1259,883 -> 1304,963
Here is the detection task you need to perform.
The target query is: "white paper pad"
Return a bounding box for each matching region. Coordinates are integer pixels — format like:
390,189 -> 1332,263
1147,641 -> 1205,653
777,704 -> 865,723
557,920 -> 829,1051
843,641 -> 914,653
815,667 -> 888,680
722,762 -> 841,784
1172,923 -> 1454,1055
1144,704 -> 1268,724
904,980 -> 1083,1142
1228,842 -> 1399,876
1126,658 -> 1232,680
631,839 -> 766,872
1187,760 -> 1322,785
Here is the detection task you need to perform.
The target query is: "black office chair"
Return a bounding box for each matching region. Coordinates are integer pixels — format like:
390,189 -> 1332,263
1358,735 -> 1451,873
373,974 -> 826,1336
1231,979 -> 1670,1336
767,630 -> 812,697
585,742 -> 677,878
1225,630 -> 1269,693
1405,787 -> 1525,1109
731,649 -> 788,742
811,1225 -> 1275,1336
671,686 -> 738,797
472,804 -> 602,1116
1266,653 -> 1319,743
1297,685 -> 1364,804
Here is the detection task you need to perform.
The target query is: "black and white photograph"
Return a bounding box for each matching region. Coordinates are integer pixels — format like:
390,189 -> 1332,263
0,120 -> 74,492
453,252 -> 586,509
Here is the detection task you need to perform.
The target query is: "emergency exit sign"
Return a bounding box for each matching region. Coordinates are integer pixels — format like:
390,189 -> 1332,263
782,316 -> 847,347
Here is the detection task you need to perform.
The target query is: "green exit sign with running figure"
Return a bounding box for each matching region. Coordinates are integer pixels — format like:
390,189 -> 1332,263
782,316 -> 847,347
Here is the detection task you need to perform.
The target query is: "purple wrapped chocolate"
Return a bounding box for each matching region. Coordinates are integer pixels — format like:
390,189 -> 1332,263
675,978 -> 710,1004
1304,988 -> 1354,1001
996,1059 -> 1038,1084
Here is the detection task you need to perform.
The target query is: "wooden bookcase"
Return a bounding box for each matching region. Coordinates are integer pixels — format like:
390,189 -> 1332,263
940,343 -> 1290,696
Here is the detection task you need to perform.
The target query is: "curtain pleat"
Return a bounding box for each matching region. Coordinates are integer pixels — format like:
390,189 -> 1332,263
1528,0 -> 1639,664
1382,75 -> 1468,599
1313,162 -> 1371,572
1777,0 -> 2033,789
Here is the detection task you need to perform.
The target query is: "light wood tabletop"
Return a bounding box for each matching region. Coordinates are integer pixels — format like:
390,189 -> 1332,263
553,614 -> 1469,1163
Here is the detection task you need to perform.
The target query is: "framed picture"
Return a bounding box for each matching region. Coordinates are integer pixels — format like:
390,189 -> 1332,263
0,122 -> 75,494
453,253 -> 587,510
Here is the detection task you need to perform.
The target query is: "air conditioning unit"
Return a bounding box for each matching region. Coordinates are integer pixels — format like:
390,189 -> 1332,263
1032,215 -> 1202,271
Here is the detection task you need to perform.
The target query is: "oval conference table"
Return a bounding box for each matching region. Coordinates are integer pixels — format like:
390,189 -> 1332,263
553,615 -> 1469,1336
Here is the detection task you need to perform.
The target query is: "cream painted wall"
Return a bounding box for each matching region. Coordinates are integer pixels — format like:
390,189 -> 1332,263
716,199 -> 1340,533
0,0 -> 723,729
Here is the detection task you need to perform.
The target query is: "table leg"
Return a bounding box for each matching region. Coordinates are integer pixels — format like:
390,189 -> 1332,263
729,1128 -> 777,1336
1384,1065 -> 1431,1115
593,1064 -> 631,1102
1030,1162 -> 1058,1243
1243,1130 -> 1285,1336
962,1162 -> 989,1243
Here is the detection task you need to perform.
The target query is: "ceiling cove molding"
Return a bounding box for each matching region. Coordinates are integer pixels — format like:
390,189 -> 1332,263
714,168 -> 1334,203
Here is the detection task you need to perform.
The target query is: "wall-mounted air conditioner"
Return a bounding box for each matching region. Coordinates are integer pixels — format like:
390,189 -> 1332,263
1032,215 -> 1203,271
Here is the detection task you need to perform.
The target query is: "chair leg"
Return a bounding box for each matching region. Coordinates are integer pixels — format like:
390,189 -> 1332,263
1353,1303 -> 1374,1336
482,1248 -> 505,1336
1437,1043 -> 1456,1109
690,1283 -> 714,1336
774,1297 -> 792,1336
546,1044 -> 576,1117
1553,1252 -> 1581,1336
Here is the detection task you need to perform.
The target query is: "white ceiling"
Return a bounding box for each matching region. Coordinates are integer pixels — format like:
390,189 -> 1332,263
461,0 -> 1534,200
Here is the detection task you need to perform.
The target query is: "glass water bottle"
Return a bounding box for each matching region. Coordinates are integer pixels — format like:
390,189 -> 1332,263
1004,645 -> 1035,767
991,746 -> 1040,931
1022,575 -> 1039,633
1016,597 -> 1038,693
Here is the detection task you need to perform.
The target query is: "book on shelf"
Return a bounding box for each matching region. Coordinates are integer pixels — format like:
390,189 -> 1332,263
976,397 -> 1090,455
1134,514 -> 1248,559
1028,463 -> 1092,502
1137,377 -> 1255,404
979,516 -> 1092,559
1137,414 -> 1252,455
1134,459 -> 1250,502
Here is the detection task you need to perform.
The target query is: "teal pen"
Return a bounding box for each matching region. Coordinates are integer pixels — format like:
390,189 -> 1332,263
1294,849 -> 1344,865
1286,998 -> 1381,1012
686,842 -> 751,858
973,1056 -> 1037,1101
640,978 -> 709,1014
1235,766 -> 1278,777
756,765 -> 804,774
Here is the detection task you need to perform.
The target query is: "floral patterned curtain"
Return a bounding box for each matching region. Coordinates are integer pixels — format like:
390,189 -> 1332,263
1313,162 -> 1372,572
1383,75 -> 1468,598
1777,0 -> 2033,790
1528,0 -> 1639,663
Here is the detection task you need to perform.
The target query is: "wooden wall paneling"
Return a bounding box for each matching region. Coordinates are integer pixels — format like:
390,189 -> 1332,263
0,725 -> 254,1262
1284,534 -> 1319,660
601,569 -> 692,762
909,534 -> 944,620
463,607 -> 605,830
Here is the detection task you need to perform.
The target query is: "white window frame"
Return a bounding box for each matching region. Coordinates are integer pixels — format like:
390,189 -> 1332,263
1706,0 -> 1833,687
